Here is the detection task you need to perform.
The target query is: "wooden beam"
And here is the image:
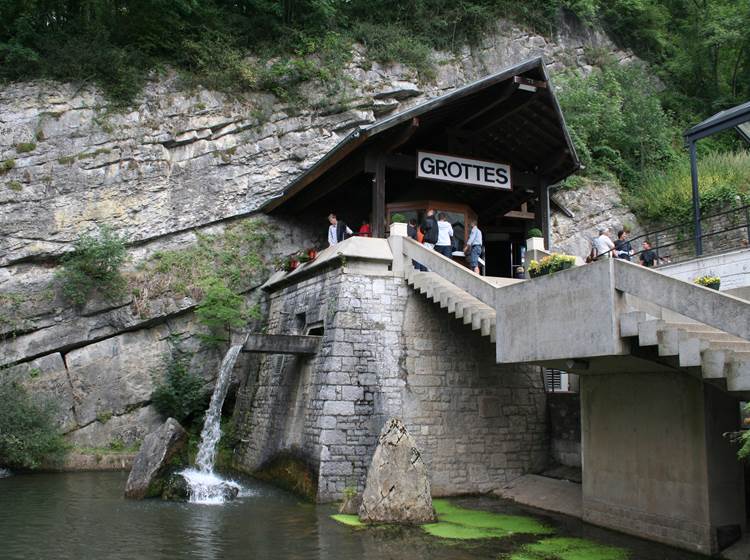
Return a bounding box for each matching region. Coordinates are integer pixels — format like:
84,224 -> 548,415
513,75 -> 547,89
504,202 -> 535,220
454,82 -> 518,130
372,155 -> 386,238
242,334 -> 322,355
470,93 -> 540,136
284,152 -> 365,213
365,118 -> 420,172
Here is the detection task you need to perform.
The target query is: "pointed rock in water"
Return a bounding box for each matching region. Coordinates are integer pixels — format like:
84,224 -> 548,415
339,493 -> 362,515
359,418 -> 436,524
124,418 -> 187,499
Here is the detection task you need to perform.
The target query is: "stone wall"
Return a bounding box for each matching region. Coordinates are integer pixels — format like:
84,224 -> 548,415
233,264 -> 548,502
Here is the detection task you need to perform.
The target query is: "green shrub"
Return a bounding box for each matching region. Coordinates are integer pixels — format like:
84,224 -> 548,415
15,142 -> 36,153
526,228 -> 543,239
6,181 -> 22,192
390,213 -> 407,224
151,354 -> 208,424
57,226 -> 127,306
1,159 -> 15,174
195,277 -> 247,345
624,150 -> 750,225
0,380 -> 66,469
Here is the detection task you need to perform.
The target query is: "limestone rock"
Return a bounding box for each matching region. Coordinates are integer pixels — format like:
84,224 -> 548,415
339,493 -> 362,515
359,418 -> 436,524
124,418 -> 187,499
161,472 -> 190,501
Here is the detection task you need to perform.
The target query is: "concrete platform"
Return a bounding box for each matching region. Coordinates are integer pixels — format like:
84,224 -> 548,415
494,474 -> 583,519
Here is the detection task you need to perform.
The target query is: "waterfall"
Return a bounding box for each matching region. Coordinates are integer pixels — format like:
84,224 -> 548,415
181,342 -> 245,505
195,344 -> 243,472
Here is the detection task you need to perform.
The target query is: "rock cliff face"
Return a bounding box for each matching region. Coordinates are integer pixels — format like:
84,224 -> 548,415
0,16 -> 633,449
550,181 -> 644,259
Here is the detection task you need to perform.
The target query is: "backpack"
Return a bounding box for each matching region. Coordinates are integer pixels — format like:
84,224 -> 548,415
586,246 -> 598,263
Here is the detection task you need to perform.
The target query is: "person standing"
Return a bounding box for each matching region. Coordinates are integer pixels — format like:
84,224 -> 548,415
592,227 -> 615,258
407,219 -> 426,271
357,220 -> 371,237
435,213 -> 454,258
464,219 -> 483,274
639,240 -> 658,267
614,230 -> 633,261
420,208 -> 438,250
327,213 -> 352,247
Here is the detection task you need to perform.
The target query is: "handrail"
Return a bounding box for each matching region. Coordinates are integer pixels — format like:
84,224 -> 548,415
596,202 -> 750,262
396,236 -> 520,307
613,259 -> 750,341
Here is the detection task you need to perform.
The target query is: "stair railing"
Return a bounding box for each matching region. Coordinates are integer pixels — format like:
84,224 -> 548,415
389,235 -> 519,307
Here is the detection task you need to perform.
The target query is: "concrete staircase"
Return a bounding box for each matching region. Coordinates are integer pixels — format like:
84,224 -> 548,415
405,269 -> 496,342
620,311 -> 750,393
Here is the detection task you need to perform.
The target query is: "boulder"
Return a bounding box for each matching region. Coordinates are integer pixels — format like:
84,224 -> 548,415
124,418 -> 187,499
339,493 -> 362,515
161,472 -> 190,501
359,418 -> 436,524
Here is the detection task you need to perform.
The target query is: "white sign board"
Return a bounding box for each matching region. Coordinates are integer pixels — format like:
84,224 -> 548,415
417,151 -> 511,190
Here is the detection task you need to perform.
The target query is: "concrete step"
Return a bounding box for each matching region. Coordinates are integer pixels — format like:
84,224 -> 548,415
620,311 -> 649,338
638,319 -> 666,347
405,270 -> 495,342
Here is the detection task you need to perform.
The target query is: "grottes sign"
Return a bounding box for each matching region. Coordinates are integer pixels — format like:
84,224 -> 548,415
416,151 -> 511,190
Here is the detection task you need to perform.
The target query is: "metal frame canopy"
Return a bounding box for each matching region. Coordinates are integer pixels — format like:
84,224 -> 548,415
263,57 -> 581,238
684,100 -> 750,255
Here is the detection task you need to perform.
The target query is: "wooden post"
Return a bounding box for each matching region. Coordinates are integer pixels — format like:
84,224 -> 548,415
540,183 -> 551,250
372,155 -> 386,238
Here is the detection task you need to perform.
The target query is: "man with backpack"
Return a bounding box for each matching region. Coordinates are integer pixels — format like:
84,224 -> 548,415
327,213 -> 352,247
420,208 -> 438,250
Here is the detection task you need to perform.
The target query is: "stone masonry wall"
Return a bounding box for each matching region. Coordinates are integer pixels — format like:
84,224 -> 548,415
233,265 -> 548,501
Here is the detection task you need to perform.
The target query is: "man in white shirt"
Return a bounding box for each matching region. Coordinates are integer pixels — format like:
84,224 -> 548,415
592,227 -> 615,258
435,213 -> 454,258
327,214 -> 352,247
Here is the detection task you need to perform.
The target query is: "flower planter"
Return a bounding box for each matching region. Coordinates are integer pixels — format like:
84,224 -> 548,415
390,222 -> 408,237
526,237 -> 545,252
694,276 -> 721,291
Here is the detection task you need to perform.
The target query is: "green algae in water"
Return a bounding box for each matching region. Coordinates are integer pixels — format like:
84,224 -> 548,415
508,537 -> 629,560
422,500 -> 554,540
331,514 -> 365,527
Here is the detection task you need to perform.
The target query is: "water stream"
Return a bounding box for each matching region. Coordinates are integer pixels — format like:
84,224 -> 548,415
181,343 -> 244,505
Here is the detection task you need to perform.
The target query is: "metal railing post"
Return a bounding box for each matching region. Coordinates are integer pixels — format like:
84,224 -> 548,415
689,140 -> 703,256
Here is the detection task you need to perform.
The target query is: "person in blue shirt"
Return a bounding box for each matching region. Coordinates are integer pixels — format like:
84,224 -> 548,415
464,219 -> 483,274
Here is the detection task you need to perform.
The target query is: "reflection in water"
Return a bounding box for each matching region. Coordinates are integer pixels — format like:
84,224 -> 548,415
0,472 -> 709,560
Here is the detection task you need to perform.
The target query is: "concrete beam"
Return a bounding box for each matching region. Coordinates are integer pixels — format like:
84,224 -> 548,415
242,334 -> 322,355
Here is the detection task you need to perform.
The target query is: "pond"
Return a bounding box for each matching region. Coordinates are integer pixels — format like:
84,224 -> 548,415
0,471 -> 708,560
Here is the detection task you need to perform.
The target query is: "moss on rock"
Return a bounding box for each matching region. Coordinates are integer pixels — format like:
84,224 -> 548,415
507,537 -> 629,560
419,500 -> 553,540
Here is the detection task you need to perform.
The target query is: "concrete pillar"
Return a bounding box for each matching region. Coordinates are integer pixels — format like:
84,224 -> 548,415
581,372 -> 745,555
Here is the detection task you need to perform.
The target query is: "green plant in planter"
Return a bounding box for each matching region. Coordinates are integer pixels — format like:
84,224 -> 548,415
694,275 -> 720,290
528,254 -> 576,278
526,227 -> 543,239
390,213 -> 407,224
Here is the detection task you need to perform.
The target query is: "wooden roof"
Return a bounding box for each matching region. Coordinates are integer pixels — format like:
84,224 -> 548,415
264,57 -> 580,215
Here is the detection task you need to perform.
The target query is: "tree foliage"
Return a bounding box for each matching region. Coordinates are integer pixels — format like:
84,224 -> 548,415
558,63 -> 678,186
57,226 -> 127,306
0,380 -> 66,469
151,354 -> 208,424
